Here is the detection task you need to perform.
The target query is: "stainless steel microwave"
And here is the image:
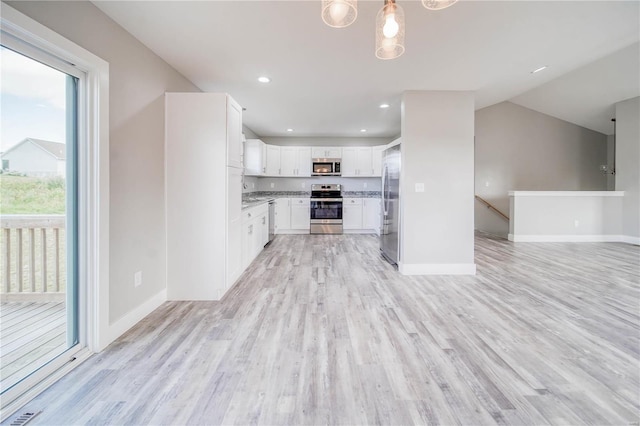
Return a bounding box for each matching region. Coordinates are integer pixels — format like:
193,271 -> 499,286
312,158 -> 341,176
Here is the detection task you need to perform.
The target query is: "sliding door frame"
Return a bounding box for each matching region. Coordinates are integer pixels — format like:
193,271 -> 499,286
0,3 -> 109,419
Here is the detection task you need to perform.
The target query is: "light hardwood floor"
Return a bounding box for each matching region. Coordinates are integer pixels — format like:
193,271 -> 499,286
10,233 -> 640,425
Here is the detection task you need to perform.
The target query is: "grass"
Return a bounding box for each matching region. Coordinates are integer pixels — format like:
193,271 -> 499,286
0,175 -> 66,214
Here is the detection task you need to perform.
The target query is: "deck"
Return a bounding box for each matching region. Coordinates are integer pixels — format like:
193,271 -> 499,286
0,301 -> 67,393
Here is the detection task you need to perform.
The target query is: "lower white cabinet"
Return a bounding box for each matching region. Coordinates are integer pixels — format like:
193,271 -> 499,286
241,203 -> 269,270
343,197 -> 381,234
290,198 -> 311,230
274,198 -> 291,232
363,198 -> 381,234
343,198 -> 363,230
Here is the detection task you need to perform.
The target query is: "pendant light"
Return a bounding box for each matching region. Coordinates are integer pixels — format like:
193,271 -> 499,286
375,0 -> 405,60
322,0 -> 358,28
422,0 -> 458,11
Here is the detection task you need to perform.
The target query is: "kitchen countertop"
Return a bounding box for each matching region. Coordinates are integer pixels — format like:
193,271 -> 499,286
343,191 -> 381,198
241,196 -> 275,210
242,191 -> 381,208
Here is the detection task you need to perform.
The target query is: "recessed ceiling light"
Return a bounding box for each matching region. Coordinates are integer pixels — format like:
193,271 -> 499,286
531,66 -> 548,74
258,76 -> 271,83
360,129 -> 367,133
379,103 -> 390,109
286,128 -> 294,132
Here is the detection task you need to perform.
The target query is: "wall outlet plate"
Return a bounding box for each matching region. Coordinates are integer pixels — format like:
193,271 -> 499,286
363,182 -> 368,188
270,182 -> 275,188
134,271 -> 142,287
415,183 -> 425,192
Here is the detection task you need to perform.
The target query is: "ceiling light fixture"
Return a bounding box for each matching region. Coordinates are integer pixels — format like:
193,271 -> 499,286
421,0 -> 458,10
286,128 -> 294,132
379,103 -> 390,109
360,129 -> 367,133
258,76 -> 271,83
376,0 -> 405,60
531,66 -> 548,74
322,0 -> 357,28
323,0 -> 457,60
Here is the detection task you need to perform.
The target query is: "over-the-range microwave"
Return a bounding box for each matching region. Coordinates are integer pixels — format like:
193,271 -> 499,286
312,158 -> 341,176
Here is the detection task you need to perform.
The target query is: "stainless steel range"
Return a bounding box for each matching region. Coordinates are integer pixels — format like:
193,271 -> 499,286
310,184 -> 343,234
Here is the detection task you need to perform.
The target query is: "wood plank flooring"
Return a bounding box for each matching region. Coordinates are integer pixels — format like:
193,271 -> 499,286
0,302 -> 67,393
10,233 -> 640,425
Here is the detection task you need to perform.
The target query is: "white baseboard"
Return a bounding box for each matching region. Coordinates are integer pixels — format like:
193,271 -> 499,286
105,289 -> 166,349
621,235 -> 640,245
507,234 -> 628,242
399,263 -> 476,275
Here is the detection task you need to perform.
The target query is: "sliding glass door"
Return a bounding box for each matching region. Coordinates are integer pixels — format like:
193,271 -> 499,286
0,42 -> 80,408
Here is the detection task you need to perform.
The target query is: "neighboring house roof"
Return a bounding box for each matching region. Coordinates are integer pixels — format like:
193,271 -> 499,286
1,138 -> 66,160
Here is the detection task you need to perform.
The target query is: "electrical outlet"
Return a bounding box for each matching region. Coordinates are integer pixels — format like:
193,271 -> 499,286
485,181 -> 490,187
574,220 -> 580,228
301,182 -> 306,188
363,182 -> 368,188
415,183 -> 425,193
251,182 -> 255,189
270,182 -> 275,188
134,271 -> 142,287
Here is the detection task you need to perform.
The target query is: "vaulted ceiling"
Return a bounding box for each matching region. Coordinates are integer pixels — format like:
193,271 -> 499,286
94,1 -> 640,137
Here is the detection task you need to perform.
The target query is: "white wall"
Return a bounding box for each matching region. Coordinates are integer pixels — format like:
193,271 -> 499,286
475,101 -> 608,237
400,91 -> 475,274
508,192 -> 624,241
615,96 -> 640,243
9,1 -> 200,322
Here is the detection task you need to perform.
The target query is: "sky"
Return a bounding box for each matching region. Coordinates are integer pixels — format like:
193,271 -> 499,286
1,45 -> 67,153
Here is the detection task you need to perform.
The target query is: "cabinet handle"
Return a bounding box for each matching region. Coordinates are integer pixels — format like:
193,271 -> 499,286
249,224 -> 253,234
279,168 -> 281,175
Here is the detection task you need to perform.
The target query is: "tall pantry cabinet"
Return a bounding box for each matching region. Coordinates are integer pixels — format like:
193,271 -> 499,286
165,93 -> 243,300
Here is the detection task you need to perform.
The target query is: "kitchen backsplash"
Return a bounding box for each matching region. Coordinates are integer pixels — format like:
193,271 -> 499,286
243,176 -> 381,193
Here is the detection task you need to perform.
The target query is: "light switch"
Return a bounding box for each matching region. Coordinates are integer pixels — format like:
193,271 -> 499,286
415,183 -> 425,193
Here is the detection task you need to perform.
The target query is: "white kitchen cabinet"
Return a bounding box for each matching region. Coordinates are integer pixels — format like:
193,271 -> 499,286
241,202 -> 269,270
280,146 -> 311,177
274,198 -> 291,232
290,198 -> 311,230
311,147 -> 342,158
165,92 -> 243,301
265,144 -> 281,176
372,145 -> 386,177
342,147 -> 373,176
244,139 -> 266,176
363,198 -> 381,234
343,198 -> 363,230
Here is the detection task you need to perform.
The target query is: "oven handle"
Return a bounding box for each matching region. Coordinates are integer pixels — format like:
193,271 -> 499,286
310,198 -> 343,202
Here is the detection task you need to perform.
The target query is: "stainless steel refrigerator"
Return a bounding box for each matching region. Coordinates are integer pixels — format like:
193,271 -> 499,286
380,144 -> 401,266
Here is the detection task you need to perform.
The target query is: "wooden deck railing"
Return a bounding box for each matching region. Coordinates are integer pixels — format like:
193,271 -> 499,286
475,195 -> 509,221
0,215 -> 66,301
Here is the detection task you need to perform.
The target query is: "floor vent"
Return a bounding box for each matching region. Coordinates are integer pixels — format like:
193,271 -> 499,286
9,411 -> 42,426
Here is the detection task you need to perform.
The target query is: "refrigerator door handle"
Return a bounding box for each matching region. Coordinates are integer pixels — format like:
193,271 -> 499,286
382,163 -> 389,216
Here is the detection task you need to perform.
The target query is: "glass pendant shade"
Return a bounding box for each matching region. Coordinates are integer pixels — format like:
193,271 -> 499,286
422,0 -> 458,10
375,1 -> 405,60
322,0 -> 358,28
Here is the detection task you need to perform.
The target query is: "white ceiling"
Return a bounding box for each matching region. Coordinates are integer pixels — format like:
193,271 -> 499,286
94,1 -> 639,138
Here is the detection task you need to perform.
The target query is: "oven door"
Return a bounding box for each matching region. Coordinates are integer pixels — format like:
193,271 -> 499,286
310,198 -> 343,234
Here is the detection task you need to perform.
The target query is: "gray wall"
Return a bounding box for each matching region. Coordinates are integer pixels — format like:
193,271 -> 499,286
9,1 -> 200,322
615,96 -> 640,241
475,102 -> 608,237
401,91 -> 475,271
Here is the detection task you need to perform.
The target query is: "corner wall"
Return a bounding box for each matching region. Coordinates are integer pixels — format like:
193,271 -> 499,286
615,96 -> 640,243
8,2 -> 200,328
475,102 -> 608,237
400,91 -> 475,274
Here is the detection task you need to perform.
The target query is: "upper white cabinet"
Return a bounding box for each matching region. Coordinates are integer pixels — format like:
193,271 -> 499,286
265,145 -> 281,176
312,147 -> 342,158
342,147 -> 373,177
165,92 -> 243,301
372,145 -> 385,177
226,97 -> 243,169
244,139 -> 266,176
280,146 -> 311,177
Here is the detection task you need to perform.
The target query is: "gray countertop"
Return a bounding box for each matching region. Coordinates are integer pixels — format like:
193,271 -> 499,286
242,191 -> 381,209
